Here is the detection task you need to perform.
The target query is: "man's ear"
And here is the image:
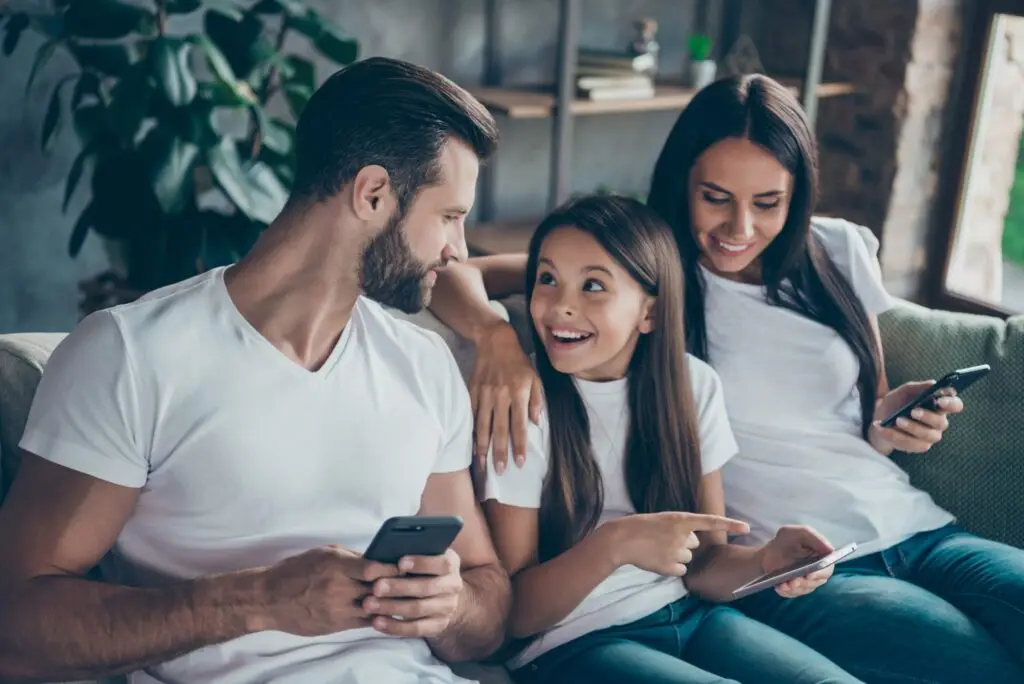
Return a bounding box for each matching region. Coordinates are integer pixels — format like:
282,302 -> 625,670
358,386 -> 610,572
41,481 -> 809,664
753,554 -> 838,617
351,165 -> 393,221
638,296 -> 656,334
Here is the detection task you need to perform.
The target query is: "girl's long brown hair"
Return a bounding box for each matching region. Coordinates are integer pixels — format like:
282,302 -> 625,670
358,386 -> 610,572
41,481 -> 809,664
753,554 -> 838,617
526,195 -> 703,563
647,74 -> 880,438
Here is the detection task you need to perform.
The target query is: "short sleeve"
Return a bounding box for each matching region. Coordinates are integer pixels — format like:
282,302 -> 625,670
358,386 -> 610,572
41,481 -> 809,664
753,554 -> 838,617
480,416 -> 549,508
811,216 -> 894,315
431,337 -> 474,474
688,356 -> 738,474
19,311 -> 149,488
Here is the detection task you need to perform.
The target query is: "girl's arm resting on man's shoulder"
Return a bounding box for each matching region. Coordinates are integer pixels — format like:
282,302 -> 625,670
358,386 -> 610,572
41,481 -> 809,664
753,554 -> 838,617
430,255 -> 528,344
484,500 -> 621,639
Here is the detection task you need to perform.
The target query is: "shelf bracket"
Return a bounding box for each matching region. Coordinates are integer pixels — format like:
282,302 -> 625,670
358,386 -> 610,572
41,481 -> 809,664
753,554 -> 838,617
801,0 -> 833,128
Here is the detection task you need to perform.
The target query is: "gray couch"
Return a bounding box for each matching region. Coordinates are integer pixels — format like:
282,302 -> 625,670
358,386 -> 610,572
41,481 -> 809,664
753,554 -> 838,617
2,297 -> 1022,684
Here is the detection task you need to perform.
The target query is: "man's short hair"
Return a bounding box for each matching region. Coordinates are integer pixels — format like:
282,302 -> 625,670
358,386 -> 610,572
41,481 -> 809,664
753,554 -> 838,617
292,57 -> 499,209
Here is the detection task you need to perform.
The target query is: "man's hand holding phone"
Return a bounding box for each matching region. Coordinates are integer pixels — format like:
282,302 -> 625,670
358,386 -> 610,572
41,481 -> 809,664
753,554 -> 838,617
363,548 -> 464,638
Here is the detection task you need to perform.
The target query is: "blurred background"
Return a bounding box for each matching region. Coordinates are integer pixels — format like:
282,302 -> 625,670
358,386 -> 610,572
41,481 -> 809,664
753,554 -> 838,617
0,0 -> 1022,334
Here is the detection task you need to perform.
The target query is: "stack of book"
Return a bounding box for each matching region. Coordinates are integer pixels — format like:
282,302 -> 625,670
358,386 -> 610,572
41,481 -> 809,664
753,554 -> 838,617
575,49 -> 656,101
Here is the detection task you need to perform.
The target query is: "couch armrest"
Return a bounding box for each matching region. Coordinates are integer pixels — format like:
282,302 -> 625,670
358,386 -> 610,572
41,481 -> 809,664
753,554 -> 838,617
879,301 -> 1024,548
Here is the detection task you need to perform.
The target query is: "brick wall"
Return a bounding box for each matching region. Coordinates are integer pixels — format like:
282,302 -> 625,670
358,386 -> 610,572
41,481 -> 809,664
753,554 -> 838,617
750,0 -> 969,300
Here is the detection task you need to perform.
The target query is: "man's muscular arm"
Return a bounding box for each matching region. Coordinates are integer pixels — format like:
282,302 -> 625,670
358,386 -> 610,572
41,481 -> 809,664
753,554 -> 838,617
0,455 -> 388,683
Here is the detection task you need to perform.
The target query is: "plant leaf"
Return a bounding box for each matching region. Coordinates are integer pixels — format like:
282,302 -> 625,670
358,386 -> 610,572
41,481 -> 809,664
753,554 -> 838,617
284,54 -> 315,89
203,9 -> 268,82
2,12 -> 28,56
203,0 -> 247,21
65,0 -> 153,40
68,201 -> 97,257
262,118 -> 293,156
314,24 -> 357,64
166,0 -> 202,13
282,82 -> 311,120
284,8 -> 322,40
64,143 -> 94,213
25,39 -> 59,95
41,76 -> 75,152
69,43 -> 132,76
71,72 -> 102,109
73,104 -> 105,145
253,0 -> 306,14
207,136 -> 287,224
106,61 -> 153,145
150,37 -> 197,107
191,35 -> 254,104
141,128 -> 200,214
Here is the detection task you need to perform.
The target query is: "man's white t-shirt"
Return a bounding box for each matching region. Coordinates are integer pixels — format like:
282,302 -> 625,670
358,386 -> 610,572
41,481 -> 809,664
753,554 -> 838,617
19,267 -> 477,684
481,356 -> 738,669
706,217 -> 954,559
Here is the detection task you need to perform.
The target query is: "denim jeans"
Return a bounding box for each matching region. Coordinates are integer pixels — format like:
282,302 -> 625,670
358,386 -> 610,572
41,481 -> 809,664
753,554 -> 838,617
737,524 -> 1024,683
511,594 -> 862,684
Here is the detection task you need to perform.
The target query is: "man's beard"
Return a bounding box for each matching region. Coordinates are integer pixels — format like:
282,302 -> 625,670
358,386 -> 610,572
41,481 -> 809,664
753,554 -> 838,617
359,209 -> 439,314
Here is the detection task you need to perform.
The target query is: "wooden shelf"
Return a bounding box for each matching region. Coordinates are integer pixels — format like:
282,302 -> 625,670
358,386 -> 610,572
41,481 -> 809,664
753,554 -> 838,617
469,80 -> 858,119
467,220 -> 540,256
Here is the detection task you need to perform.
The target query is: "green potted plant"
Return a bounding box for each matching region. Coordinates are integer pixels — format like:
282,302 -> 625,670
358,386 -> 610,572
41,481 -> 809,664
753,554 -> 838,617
1,0 -> 358,314
687,33 -> 716,90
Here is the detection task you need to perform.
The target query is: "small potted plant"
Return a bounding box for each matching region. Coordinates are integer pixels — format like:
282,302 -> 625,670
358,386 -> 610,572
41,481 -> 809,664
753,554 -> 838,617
687,33 -> 716,90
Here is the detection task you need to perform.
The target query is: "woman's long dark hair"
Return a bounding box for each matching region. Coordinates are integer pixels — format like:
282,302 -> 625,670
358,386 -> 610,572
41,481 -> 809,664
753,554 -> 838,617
647,74 -> 880,437
526,195 -> 703,563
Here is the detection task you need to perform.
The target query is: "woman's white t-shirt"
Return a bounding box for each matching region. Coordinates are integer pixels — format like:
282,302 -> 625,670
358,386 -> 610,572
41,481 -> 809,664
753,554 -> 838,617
705,217 -> 954,559
481,356 -> 738,668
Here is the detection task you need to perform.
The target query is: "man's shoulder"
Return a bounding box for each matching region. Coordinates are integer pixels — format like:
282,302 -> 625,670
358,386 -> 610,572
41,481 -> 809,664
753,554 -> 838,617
107,269 -> 221,349
356,298 -> 456,362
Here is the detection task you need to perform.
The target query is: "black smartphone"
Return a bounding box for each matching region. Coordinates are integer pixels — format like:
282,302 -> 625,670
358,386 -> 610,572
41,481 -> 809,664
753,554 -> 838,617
362,515 -> 464,564
731,543 -> 858,600
879,364 -> 991,428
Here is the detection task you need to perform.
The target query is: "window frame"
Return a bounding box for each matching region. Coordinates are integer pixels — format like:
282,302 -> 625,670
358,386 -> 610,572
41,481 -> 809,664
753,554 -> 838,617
929,0 -> 1024,319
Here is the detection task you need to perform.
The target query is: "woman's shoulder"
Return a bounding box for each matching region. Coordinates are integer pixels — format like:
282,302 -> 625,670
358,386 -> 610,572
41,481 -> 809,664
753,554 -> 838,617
810,215 -> 881,261
685,353 -> 724,405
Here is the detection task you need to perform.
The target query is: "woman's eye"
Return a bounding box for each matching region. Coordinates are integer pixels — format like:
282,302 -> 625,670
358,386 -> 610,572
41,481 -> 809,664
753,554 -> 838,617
702,191 -> 729,205
583,279 -> 606,293
755,200 -> 781,211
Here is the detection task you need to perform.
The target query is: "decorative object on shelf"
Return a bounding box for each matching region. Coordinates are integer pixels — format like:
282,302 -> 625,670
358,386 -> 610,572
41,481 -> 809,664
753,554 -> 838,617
629,17 -> 659,76
687,33 -> 716,90
576,46 -> 655,101
721,34 -> 765,76
1,0 -> 358,316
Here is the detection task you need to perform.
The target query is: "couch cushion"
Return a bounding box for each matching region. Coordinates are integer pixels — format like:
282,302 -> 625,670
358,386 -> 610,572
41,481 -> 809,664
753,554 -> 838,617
0,333 -> 66,500
879,301 -> 1024,548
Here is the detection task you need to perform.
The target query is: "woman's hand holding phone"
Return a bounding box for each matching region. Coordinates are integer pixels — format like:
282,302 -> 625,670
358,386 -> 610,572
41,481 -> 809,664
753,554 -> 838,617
869,380 -> 964,456
607,512 -> 750,577
759,525 -> 836,598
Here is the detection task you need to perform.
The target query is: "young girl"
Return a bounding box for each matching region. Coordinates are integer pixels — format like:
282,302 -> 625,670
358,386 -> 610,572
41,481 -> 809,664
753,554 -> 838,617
431,75 -> 1024,683
481,194 -> 860,684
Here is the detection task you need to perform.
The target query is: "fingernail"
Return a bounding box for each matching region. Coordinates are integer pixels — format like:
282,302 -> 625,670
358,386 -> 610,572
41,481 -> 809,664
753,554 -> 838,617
376,580 -> 389,595
374,616 -> 388,631
364,597 -> 379,610
515,454 -> 525,468
897,417 -> 908,427
912,408 -> 923,419
496,461 -> 506,475
399,558 -> 414,572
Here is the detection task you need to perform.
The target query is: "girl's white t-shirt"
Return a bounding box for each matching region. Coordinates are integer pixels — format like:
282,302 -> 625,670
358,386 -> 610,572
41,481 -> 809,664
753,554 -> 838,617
482,356 -> 738,668
706,217 -> 954,559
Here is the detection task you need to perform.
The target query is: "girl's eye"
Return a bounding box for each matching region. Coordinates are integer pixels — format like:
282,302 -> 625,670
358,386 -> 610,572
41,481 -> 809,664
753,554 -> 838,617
702,191 -> 729,205
755,200 -> 781,211
583,279 -> 606,293
537,272 -> 555,286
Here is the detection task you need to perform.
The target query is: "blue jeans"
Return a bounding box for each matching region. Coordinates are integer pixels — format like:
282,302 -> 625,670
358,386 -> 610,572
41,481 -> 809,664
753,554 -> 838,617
512,594 -> 862,684
737,524 -> 1024,683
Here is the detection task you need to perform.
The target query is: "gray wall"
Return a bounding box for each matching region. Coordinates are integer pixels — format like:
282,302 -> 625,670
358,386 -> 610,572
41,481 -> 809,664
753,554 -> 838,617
0,0 -> 719,333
